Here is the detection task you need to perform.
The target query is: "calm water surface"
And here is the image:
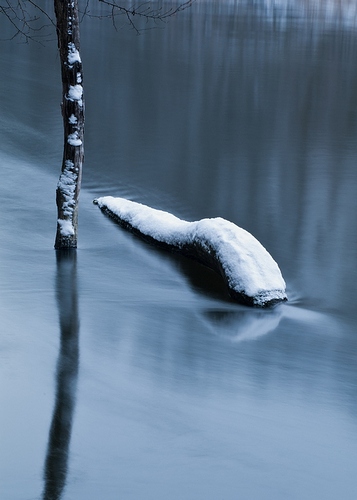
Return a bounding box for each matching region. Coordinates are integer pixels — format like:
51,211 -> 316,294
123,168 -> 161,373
1,1 -> 357,499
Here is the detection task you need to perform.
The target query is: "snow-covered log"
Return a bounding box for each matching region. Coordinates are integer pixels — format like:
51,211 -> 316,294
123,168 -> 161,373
94,196 -> 287,307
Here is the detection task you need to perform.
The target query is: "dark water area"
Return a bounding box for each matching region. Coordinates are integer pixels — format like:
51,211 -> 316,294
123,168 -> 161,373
1,1 -> 357,499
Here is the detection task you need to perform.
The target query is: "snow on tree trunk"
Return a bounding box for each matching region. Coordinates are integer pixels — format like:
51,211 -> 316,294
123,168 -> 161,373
54,0 -> 84,249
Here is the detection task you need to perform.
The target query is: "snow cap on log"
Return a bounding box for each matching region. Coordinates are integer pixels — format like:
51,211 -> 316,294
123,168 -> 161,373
94,196 -> 287,307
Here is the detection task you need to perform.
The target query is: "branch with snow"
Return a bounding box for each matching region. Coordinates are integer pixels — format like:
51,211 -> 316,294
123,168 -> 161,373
94,196 -> 287,307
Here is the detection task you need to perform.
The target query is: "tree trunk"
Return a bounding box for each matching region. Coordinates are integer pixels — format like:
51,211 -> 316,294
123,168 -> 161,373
54,0 -> 84,249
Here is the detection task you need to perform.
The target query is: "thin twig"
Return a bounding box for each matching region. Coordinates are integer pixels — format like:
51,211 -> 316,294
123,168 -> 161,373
0,0 -> 195,40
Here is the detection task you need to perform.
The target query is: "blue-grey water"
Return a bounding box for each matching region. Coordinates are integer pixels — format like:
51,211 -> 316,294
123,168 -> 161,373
1,2 -> 357,499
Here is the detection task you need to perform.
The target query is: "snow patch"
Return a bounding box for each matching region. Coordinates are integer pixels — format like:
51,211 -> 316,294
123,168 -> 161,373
68,114 -> 77,125
94,196 -> 287,307
57,162 -> 77,217
57,219 -> 75,237
67,85 -> 83,106
65,159 -> 74,169
68,132 -> 82,146
67,42 -> 81,65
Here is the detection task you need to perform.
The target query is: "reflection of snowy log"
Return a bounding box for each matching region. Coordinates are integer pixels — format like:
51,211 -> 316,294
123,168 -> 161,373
204,307 -> 283,342
94,196 -> 287,307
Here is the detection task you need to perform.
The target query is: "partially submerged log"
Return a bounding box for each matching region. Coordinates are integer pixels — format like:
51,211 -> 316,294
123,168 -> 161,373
94,196 -> 287,307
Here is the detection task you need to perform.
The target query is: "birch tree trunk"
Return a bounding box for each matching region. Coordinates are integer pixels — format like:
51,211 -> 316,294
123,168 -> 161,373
54,0 -> 84,249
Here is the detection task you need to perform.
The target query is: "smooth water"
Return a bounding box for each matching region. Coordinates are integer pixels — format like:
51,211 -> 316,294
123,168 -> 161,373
1,2 -> 357,499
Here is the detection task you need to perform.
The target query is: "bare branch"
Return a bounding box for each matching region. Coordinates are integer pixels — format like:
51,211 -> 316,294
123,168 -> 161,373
80,0 -> 91,22
0,0 -> 56,42
27,0 -> 56,28
0,0 -> 194,40
96,0 -> 194,21
126,9 -> 140,34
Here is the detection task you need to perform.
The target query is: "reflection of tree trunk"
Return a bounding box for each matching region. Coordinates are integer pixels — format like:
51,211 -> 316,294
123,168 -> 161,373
42,250 -> 79,500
